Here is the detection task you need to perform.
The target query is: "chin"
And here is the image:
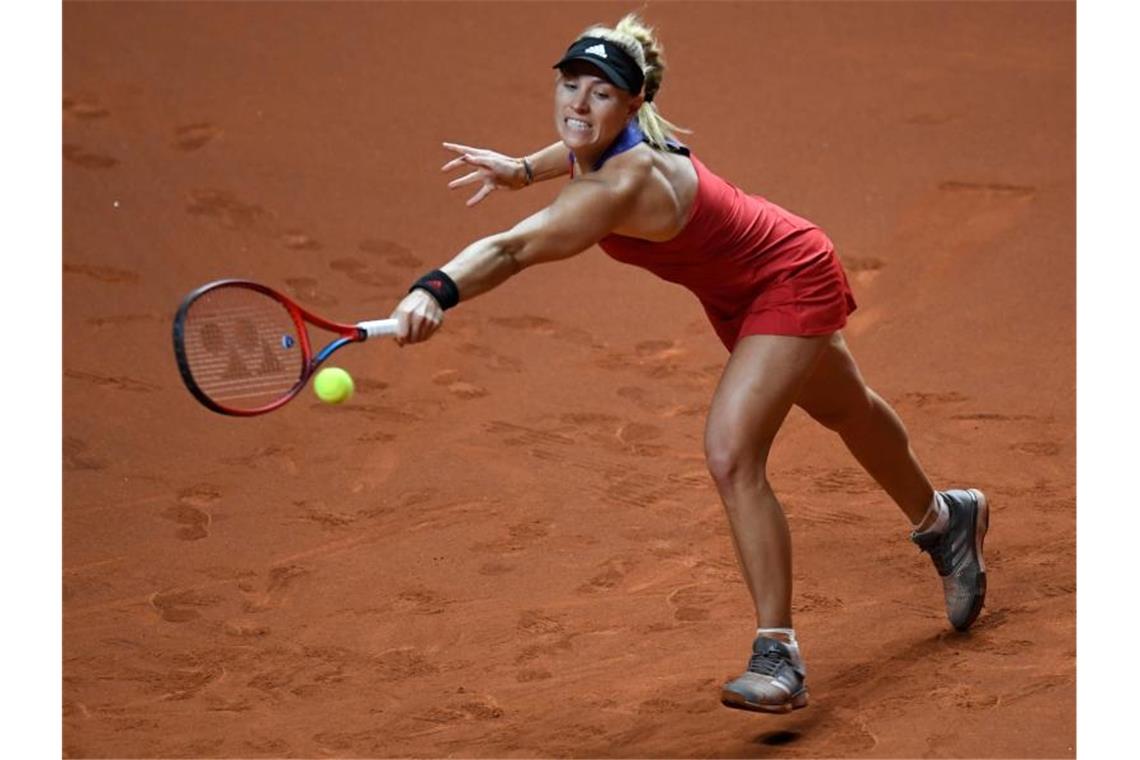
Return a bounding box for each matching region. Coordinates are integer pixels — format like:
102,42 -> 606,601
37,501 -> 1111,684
558,128 -> 596,151
560,134 -> 591,150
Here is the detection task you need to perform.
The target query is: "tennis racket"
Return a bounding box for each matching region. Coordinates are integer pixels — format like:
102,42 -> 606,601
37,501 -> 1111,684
172,279 -> 398,416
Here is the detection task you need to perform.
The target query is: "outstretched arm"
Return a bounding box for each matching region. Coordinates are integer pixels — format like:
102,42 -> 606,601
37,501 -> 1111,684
445,173 -> 637,297
393,159 -> 648,345
441,140 -> 572,206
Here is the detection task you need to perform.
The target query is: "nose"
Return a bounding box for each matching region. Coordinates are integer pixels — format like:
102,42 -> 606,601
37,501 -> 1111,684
570,89 -> 590,112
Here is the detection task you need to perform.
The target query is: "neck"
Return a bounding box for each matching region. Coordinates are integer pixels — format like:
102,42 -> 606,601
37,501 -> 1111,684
570,147 -> 605,175
570,120 -> 643,174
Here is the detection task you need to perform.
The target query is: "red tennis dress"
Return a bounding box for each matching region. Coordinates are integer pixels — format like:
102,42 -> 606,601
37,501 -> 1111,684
578,124 -> 857,351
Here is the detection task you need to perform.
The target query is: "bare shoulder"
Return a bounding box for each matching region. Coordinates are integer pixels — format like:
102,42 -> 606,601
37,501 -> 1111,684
601,144 -> 655,181
597,145 -> 697,241
574,145 -> 654,195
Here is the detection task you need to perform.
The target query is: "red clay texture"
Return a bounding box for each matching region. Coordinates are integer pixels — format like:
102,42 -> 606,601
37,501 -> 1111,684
63,2 -> 1074,758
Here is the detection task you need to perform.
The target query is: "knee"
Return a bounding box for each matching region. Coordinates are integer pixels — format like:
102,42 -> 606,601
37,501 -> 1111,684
704,430 -> 772,492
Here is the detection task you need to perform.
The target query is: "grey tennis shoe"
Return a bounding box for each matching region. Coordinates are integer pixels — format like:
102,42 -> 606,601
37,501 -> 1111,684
721,635 -> 809,713
911,488 -> 990,631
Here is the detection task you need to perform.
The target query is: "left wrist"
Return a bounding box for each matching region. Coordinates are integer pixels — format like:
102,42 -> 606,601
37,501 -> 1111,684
516,156 -> 534,188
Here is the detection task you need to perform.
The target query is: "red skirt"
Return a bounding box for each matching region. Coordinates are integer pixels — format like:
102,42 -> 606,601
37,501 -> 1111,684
703,244 -> 857,351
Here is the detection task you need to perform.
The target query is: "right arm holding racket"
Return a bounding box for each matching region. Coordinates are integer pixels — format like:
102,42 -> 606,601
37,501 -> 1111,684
173,144 -> 641,415
390,146 -> 643,346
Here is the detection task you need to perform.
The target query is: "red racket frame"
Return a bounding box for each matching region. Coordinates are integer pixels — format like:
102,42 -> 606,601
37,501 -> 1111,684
172,279 -> 366,416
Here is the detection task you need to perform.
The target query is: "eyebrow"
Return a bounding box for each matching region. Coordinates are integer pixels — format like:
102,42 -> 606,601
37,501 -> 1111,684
559,73 -> 615,89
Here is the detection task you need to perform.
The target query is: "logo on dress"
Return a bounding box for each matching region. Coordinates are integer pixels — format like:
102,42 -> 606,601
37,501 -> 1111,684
585,44 -> 607,58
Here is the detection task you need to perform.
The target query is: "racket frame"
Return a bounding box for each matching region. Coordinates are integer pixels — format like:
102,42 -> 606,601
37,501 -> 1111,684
173,278 -> 385,416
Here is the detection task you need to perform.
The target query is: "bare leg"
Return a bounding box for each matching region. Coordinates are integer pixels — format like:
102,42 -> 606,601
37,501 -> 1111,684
794,334 -> 991,631
704,333 -> 830,627
794,333 -> 934,525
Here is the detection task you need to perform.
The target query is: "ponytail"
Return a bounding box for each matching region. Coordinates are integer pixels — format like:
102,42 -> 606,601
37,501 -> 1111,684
580,13 -> 691,150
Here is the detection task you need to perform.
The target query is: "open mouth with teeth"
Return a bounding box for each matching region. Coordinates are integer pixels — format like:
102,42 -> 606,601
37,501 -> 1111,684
565,117 -> 592,132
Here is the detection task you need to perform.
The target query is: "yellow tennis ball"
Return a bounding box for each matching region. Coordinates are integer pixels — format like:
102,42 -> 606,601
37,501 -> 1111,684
313,367 -> 354,404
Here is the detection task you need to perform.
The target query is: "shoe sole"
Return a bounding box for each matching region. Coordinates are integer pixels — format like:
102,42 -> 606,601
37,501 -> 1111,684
953,488 -> 989,631
720,688 -> 809,714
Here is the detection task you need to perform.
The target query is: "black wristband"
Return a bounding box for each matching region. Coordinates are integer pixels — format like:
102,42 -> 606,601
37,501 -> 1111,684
409,269 -> 460,310
522,157 -> 534,186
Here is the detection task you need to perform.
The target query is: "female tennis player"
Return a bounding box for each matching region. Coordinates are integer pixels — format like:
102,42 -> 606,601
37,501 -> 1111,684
391,14 -> 989,714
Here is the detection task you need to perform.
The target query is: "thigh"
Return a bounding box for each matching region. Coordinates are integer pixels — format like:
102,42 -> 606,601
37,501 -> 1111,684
794,332 -> 873,426
706,333 -> 831,454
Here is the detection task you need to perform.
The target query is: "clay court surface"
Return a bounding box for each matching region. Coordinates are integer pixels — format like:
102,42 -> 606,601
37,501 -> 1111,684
63,2 -> 1074,757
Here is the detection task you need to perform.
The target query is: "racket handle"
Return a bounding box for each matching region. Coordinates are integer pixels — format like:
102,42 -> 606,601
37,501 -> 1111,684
357,318 -> 400,338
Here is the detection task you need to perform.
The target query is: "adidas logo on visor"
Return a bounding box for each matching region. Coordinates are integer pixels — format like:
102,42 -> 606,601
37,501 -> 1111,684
584,43 -> 607,58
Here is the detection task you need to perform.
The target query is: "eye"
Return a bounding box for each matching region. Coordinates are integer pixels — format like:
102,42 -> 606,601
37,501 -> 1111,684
593,90 -> 611,101
562,81 -> 578,91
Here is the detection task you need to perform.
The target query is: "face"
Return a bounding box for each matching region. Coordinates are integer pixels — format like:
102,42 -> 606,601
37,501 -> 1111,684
554,61 -> 642,156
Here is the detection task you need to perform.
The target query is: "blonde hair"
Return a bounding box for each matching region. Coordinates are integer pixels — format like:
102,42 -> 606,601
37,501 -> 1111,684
578,13 -> 691,150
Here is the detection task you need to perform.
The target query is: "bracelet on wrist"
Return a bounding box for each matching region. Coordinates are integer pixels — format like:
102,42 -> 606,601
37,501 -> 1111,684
521,157 -> 534,186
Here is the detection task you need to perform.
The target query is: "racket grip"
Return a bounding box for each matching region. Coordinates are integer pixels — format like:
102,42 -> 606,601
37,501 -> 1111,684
357,318 -> 399,338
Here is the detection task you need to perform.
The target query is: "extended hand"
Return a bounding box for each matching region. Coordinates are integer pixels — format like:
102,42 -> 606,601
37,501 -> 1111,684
441,142 -> 526,206
390,289 -> 443,346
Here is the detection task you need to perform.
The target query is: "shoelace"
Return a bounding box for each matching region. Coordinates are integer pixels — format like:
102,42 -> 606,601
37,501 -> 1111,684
747,647 -> 788,677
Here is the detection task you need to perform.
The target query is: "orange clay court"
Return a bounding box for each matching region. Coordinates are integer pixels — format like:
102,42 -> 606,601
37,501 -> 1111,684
62,2 -> 1074,757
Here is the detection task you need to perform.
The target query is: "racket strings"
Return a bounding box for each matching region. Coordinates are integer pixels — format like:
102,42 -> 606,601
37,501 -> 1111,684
180,288 -> 306,410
